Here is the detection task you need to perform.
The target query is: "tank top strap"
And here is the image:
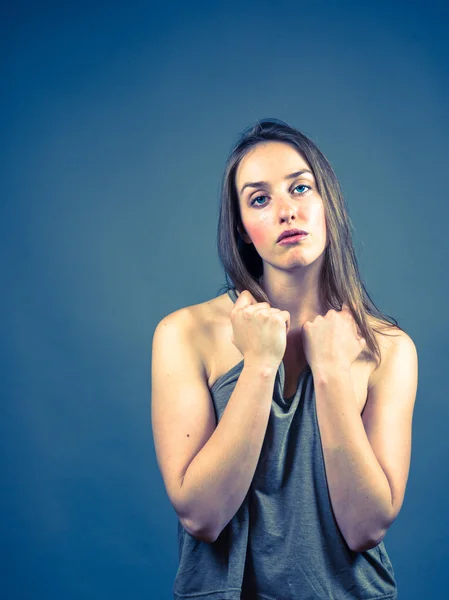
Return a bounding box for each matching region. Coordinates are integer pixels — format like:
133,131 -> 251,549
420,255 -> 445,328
227,287 -> 238,304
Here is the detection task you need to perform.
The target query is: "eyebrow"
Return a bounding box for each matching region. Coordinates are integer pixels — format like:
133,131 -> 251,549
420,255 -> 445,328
239,169 -> 314,195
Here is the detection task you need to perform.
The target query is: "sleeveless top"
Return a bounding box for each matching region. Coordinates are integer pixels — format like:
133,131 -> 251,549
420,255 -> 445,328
173,288 -> 398,599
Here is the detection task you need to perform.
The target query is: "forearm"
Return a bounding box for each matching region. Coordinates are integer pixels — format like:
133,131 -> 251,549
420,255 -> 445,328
313,366 -> 394,552
179,362 -> 277,542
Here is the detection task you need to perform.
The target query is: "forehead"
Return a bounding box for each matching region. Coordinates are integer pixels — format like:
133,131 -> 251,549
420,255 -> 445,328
236,141 -> 310,187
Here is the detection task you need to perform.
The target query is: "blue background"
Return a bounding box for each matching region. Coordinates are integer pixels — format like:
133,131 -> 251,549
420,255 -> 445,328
1,0 -> 447,598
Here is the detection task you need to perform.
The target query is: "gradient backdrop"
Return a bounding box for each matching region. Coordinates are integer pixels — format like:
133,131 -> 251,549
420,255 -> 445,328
1,0 -> 448,598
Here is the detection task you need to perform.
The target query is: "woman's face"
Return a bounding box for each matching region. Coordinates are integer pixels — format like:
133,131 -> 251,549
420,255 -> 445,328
235,141 -> 328,272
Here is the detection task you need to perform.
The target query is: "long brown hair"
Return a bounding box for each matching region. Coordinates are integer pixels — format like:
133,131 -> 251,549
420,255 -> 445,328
216,118 -> 402,369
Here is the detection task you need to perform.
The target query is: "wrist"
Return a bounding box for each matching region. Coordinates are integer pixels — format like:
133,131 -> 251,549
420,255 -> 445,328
311,362 -> 352,384
243,359 -> 279,378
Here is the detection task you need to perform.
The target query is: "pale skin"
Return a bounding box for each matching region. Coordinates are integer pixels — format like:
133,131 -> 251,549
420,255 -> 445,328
237,141 -> 328,332
235,141 -> 418,551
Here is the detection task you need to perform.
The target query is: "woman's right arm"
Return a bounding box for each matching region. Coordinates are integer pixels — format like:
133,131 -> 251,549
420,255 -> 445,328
151,309 -> 277,543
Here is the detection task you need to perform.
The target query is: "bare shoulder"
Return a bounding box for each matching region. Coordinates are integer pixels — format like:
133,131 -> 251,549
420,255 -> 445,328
156,292 -> 227,327
367,317 -> 417,389
177,293 -> 231,334
151,297 -> 230,536
153,292 -> 230,362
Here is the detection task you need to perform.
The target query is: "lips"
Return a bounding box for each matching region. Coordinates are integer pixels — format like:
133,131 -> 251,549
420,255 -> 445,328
277,228 -> 308,242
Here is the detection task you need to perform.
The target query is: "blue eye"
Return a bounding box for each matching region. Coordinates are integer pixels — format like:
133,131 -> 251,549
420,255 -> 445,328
250,196 -> 268,207
294,184 -> 310,194
250,184 -> 311,207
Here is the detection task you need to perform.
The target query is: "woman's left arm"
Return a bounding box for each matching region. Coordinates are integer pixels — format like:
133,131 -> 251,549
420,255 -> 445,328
312,331 -> 418,553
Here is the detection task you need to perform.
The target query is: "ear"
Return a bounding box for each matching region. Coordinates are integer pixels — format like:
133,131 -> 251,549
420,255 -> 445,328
237,224 -> 252,244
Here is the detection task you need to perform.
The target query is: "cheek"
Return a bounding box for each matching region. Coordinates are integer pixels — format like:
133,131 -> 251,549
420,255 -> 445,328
246,220 -> 270,247
308,202 -> 326,230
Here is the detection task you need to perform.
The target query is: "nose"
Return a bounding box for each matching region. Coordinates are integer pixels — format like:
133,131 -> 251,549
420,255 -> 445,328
277,196 -> 297,222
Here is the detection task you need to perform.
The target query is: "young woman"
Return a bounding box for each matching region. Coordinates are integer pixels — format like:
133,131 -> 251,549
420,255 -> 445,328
151,119 -> 418,599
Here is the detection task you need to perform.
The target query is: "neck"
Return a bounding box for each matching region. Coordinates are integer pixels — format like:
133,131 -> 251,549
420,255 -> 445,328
258,274 -> 326,333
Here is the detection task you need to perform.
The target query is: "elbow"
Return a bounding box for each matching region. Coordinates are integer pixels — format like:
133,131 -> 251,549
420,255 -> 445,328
180,517 -> 218,544
349,535 -> 383,553
192,526 -> 219,544
201,530 -> 219,544
348,505 -> 396,552
176,489 -> 219,543
348,528 -> 388,553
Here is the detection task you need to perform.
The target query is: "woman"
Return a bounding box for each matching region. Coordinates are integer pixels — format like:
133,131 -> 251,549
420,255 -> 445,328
151,119 -> 418,599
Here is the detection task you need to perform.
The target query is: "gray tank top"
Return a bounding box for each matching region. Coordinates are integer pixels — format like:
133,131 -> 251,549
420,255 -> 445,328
173,288 -> 398,599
